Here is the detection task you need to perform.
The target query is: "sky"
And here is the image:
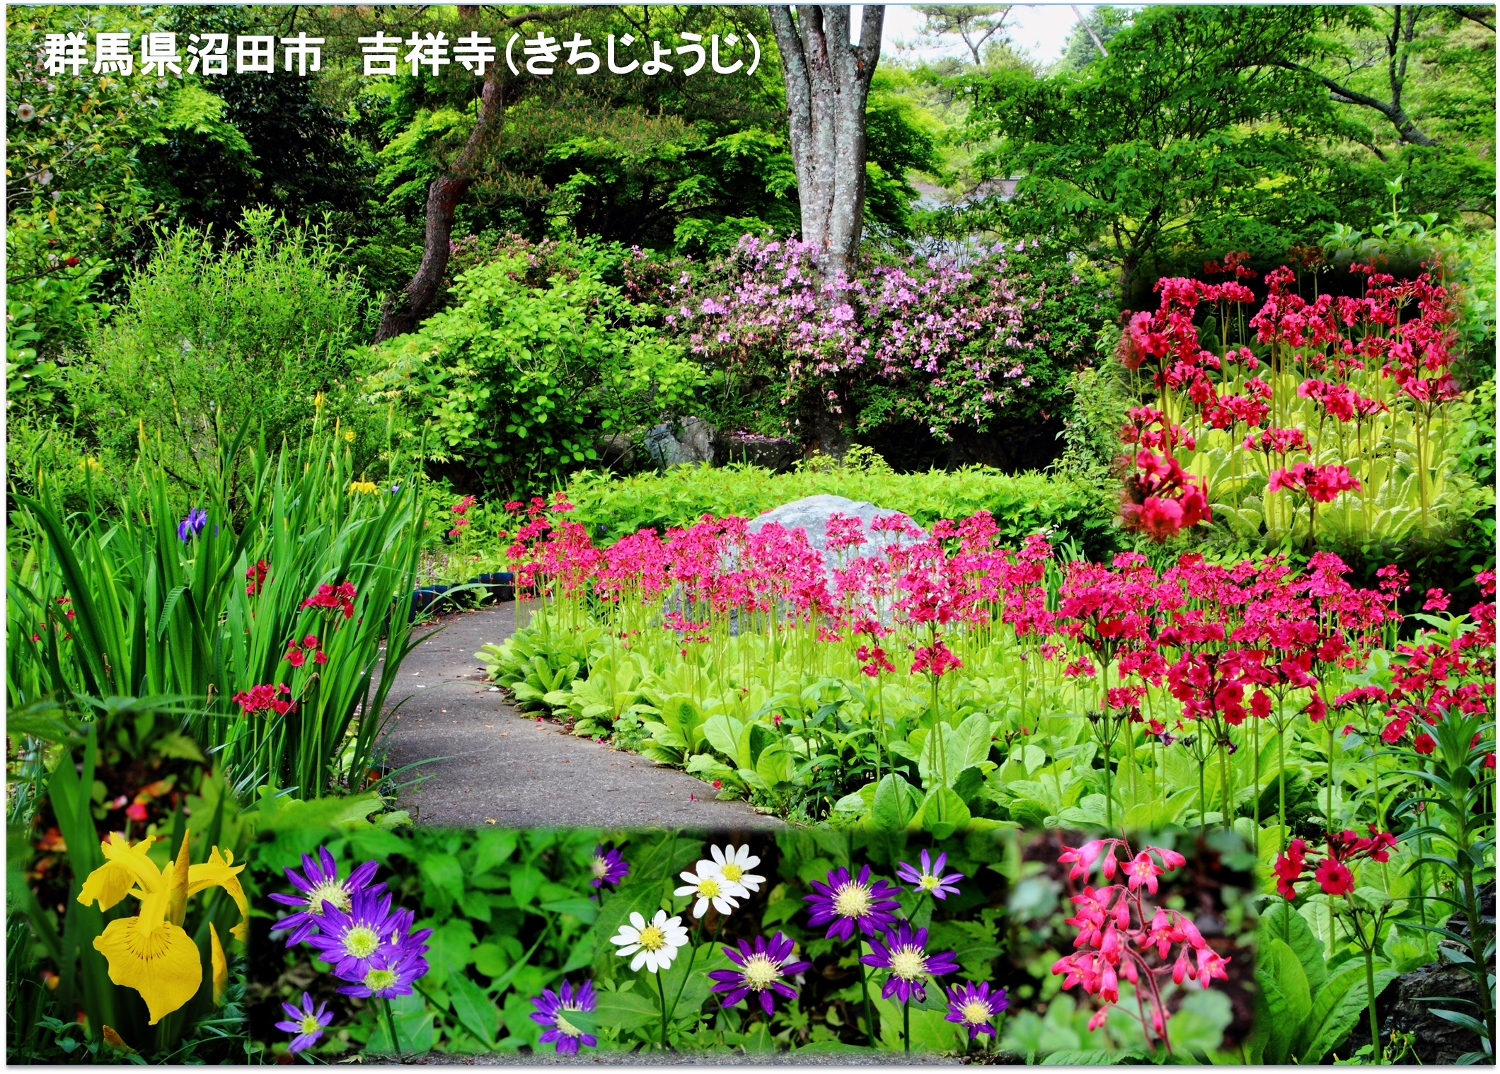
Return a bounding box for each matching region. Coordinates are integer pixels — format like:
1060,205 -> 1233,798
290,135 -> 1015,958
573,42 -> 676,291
862,3 -> 1094,66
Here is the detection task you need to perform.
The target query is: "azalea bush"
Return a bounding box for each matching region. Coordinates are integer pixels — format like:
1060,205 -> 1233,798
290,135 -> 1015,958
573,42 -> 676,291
624,235 -> 1117,442
6,427 -> 426,798
244,823 -> 1250,1060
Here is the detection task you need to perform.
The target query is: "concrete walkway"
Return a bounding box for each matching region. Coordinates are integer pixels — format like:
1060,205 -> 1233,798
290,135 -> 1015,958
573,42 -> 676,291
381,601 -> 781,830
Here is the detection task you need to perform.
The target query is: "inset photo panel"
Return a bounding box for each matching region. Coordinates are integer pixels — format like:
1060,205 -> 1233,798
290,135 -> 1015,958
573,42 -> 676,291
7,0 -> 1494,1066
241,822 -> 1257,1061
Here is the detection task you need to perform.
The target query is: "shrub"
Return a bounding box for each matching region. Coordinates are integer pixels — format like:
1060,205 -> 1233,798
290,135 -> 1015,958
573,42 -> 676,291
559,455 -> 1120,559
69,209 -> 373,483
365,242 -> 704,492
624,237 -> 1119,445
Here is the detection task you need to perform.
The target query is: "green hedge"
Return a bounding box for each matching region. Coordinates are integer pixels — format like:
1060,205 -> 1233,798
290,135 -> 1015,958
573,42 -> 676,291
562,461 -> 1120,557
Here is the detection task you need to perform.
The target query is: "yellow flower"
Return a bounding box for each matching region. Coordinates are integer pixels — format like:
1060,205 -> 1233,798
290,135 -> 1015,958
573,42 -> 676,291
210,923 -> 227,1007
343,429 -> 356,443
78,456 -> 103,472
76,831 -> 247,1024
349,480 -> 379,495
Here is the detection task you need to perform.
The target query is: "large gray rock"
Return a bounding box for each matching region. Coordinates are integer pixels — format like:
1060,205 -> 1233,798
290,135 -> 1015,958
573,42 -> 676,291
748,494 -> 921,575
676,417 -> 718,464
644,417 -> 718,468
718,431 -> 800,473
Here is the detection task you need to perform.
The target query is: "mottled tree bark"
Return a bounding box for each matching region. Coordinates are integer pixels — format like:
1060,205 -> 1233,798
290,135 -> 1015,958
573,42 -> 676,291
768,5 -> 884,281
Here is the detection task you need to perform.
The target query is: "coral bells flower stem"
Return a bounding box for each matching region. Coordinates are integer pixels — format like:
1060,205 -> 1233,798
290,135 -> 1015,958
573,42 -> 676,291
1051,839 -> 1219,1056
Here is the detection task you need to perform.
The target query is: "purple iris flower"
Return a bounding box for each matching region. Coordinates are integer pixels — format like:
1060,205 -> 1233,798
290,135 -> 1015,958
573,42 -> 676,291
945,980 -> 1008,1040
589,844 -> 630,889
529,979 -> 598,1054
269,848 -> 384,946
333,931 -> 431,999
804,864 -> 901,942
305,888 -> 402,982
177,507 -> 207,542
707,932 -> 812,1016
860,921 -> 960,1003
895,849 -> 965,900
275,991 -> 333,1054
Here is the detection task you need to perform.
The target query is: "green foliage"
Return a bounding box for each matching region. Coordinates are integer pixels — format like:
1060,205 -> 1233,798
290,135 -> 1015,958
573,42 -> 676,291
966,6 -> 1360,286
1055,361 -> 1130,486
149,6 -> 374,237
558,458 -> 1119,559
7,430 -> 425,798
4,5 -> 267,352
1053,6 -> 1131,74
365,241 -> 704,491
69,210 -> 374,483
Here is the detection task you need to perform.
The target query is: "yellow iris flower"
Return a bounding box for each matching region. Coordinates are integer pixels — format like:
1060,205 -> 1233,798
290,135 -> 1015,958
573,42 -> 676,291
77,831 -> 248,1024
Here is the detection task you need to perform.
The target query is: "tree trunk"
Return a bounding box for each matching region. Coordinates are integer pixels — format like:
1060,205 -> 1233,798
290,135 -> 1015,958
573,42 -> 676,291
768,5 -> 884,280
374,7 -> 549,341
375,75 -> 506,341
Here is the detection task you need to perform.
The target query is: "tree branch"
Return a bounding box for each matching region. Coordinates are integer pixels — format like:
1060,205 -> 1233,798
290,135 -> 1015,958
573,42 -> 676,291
1271,60 -> 1436,146
1449,5 -> 1495,31
1072,5 -> 1109,59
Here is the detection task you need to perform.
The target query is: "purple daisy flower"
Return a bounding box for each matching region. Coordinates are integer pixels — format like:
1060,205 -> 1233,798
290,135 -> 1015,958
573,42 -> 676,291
895,849 -> 965,900
530,978 -> 598,1055
589,844 -> 630,889
945,980 -> 1008,1040
333,930 -> 431,999
274,991 -> 333,1054
804,865 -> 901,942
305,888 -> 403,982
860,921 -> 960,1004
269,848 -> 384,946
707,932 -> 812,1016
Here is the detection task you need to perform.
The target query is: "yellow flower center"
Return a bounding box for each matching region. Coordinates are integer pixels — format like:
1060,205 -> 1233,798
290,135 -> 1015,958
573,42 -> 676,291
696,877 -> 721,898
364,968 -> 398,992
305,878 -> 351,915
117,917 -> 175,960
637,925 -> 666,951
959,999 -> 992,1026
918,874 -> 941,891
343,926 -> 380,959
889,945 -> 928,981
298,1014 -> 322,1034
554,1009 -> 582,1036
721,863 -> 744,883
741,953 -> 780,991
591,858 -> 610,878
832,881 -> 872,919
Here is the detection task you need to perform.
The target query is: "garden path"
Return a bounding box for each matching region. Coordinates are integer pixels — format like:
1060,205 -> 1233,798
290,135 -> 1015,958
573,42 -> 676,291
382,601 -> 781,830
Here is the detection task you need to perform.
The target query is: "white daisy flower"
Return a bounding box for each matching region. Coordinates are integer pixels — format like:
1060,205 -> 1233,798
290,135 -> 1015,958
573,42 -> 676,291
704,844 -> 766,895
609,910 -> 689,973
674,861 -> 748,918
